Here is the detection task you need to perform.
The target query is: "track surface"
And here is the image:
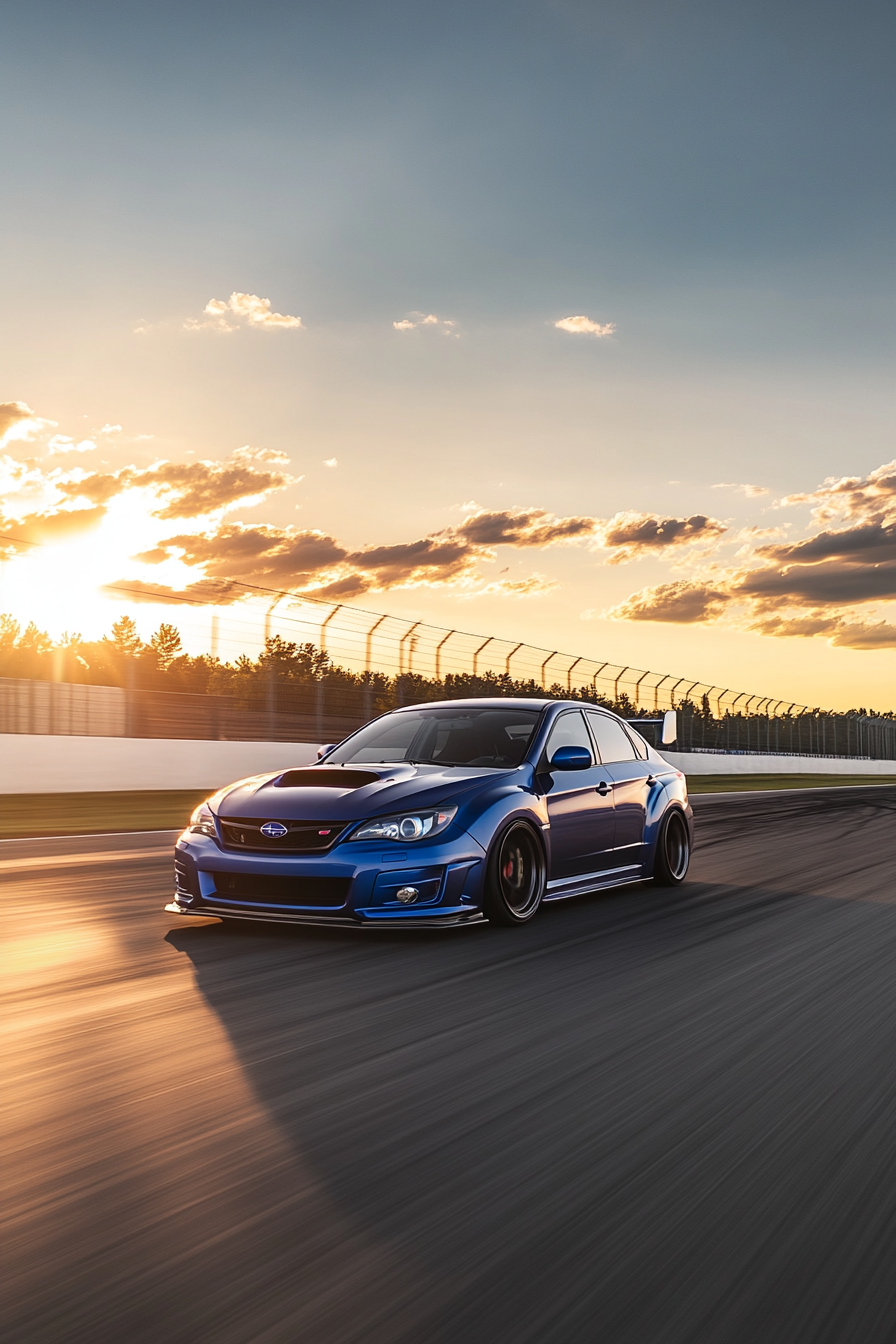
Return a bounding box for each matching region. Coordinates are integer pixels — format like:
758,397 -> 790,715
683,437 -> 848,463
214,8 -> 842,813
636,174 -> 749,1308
3,787 -> 896,1343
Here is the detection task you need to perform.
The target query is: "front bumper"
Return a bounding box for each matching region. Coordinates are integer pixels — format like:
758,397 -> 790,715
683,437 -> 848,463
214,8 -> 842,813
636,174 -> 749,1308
168,829 -> 487,926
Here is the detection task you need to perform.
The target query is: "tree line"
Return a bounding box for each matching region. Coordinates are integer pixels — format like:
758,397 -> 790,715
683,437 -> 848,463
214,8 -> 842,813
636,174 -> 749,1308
0,612 -> 891,725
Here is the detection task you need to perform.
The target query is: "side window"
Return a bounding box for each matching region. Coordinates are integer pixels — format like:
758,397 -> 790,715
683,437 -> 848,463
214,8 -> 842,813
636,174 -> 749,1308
543,710 -> 593,768
626,729 -> 650,761
587,712 -> 638,763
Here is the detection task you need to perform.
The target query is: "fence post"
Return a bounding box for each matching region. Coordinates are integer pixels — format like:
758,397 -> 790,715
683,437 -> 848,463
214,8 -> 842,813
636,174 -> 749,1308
590,662 -> 610,703
472,637 -> 493,677
319,604 -> 342,657
504,642 -> 523,680
566,657 -> 583,695
264,594 -> 285,645
614,667 -> 630,704
125,656 -> 136,738
268,665 -> 278,740
667,676 -> 686,709
364,614 -> 387,720
435,629 -> 456,681
632,669 -> 650,709
397,621 -> 421,705
654,674 -> 674,711
541,651 -> 559,688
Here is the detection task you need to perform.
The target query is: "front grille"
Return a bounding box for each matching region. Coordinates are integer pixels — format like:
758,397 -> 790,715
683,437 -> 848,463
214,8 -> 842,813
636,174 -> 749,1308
220,817 -> 349,852
206,872 -> 351,907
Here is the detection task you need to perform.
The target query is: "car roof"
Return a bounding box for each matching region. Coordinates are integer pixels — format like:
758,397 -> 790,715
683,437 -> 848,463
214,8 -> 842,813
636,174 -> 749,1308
391,697 -> 591,713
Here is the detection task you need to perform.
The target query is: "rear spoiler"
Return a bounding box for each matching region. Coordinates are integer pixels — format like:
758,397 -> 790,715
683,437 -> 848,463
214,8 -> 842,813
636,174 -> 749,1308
626,710 -> 677,746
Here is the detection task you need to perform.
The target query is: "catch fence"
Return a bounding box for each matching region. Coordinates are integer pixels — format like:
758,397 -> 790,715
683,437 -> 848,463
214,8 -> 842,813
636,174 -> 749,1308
2,581 -> 894,760
99,582 -> 860,721
2,674 -> 894,759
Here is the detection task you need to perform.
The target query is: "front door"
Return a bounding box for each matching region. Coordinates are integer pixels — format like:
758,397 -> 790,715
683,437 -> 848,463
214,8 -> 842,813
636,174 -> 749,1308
542,710 -> 616,881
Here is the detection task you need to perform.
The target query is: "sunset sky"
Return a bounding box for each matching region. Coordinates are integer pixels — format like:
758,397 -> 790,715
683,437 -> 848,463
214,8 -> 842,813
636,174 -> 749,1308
1,0 -> 894,709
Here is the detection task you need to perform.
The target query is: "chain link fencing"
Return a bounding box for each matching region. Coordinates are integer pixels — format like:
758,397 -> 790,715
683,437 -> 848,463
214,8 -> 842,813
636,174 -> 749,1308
2,584 -> 894,760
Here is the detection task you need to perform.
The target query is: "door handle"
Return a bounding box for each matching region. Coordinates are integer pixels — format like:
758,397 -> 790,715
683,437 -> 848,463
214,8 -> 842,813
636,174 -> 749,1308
595,781 -> 613,796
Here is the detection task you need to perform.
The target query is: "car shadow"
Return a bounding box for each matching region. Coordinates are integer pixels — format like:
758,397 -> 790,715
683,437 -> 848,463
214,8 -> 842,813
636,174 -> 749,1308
161,866 -> 896,1343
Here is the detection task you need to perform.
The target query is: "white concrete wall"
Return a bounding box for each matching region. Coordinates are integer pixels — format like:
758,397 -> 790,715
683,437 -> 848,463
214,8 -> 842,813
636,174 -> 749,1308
0,735 -> 321,793
1,735 -> 894,793
662,750 -> 896,776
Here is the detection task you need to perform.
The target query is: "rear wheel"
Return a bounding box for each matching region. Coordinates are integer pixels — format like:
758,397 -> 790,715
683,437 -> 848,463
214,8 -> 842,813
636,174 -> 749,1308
483,822 -> 546,926
653,809 -> 690,886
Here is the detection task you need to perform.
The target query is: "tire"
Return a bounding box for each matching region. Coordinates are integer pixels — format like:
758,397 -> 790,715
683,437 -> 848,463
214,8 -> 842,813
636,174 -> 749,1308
652,809 -> 690,886
482,821 -> 547,926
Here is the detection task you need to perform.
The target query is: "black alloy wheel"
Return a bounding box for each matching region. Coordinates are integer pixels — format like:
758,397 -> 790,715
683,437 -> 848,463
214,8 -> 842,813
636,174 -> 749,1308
653,809 -> 690,886
483,822 -> 546,925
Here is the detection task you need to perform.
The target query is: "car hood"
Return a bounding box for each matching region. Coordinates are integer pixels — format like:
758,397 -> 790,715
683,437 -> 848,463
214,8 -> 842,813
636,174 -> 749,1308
210,762 -> 520,822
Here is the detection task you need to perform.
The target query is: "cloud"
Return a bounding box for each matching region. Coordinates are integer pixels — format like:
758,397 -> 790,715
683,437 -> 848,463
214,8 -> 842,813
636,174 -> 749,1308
139,502 -> 611,599
153,525 -> 348,588
747,612 -> 842,640
0,504 -> 108,552
0,401 -> 57,445
734,522 -> 896,606
457,507 -> 598,548
393,312 -> 456,335
323,457 -> 338,467
747,612 -> 896,650
755,521 -> 896,567
829,621 -> 896,650
778,458 -> 896,526
187,292 -> 303,332
597,460 -> 896,651
100,424 -> 122,435
463,574 -> 557,598
103,577 -> 246,605
344,535 -> 476,586
606,581 -> 731,624
47,435 -> 97,455
554,315 -> 615,337
736,560 -> 896,606
54,445 -> 296,520
595,511 -> 727,563
712,482 -> 769,498
141,447 -> 296,520
131,498 -> 738,607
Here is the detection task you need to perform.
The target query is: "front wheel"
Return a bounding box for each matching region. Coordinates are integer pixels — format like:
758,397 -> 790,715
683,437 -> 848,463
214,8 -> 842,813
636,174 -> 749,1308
652,809 -> 690,886
483,822 -> 546,926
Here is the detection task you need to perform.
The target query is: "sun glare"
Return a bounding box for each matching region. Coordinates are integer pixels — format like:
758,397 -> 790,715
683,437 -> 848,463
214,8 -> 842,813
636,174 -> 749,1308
1,492 -> 199,642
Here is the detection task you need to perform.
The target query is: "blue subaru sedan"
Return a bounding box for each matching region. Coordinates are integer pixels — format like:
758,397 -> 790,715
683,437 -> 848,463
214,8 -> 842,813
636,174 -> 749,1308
167,698 -> 693,928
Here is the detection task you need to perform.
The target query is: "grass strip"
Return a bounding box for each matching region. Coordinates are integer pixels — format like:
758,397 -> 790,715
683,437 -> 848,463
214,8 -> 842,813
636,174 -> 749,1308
2,775 -> 895,838
0,790 -> 211,839
685,773 -> 896,793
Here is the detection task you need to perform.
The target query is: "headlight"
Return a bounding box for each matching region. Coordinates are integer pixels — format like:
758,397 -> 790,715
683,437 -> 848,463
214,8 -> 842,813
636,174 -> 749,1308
189,804 -> 217,838
349,806 -> 457,843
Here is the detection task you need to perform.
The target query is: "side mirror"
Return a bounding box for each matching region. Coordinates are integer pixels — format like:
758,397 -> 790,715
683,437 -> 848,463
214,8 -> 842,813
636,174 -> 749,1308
549,744 -> 592,771
661,711 -> 677,745
317,744 -> 337,760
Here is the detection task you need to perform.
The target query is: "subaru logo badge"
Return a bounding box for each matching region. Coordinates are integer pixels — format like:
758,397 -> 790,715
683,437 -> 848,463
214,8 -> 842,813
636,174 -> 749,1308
260,821 -> 289,839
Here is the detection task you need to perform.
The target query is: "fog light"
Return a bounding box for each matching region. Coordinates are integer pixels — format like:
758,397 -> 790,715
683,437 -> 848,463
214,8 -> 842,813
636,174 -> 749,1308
395,886 -> 419,904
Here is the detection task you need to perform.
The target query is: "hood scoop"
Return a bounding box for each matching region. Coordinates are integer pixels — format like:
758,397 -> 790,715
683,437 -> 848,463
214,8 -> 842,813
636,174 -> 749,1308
274,768 -> 383,790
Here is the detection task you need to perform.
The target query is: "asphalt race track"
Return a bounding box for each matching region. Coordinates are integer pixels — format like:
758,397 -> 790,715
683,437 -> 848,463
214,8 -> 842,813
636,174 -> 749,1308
3,786 -> 896,1344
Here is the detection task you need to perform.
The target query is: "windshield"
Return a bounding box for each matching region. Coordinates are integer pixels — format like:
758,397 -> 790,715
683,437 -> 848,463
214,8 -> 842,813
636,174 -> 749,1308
328,706 -> 543,768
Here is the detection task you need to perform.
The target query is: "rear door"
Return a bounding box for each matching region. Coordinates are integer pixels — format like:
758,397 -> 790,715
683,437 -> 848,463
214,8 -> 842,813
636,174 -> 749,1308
586,711 -> 652,858
541,710 -> 616,881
